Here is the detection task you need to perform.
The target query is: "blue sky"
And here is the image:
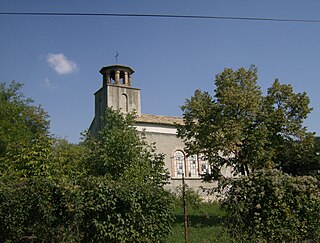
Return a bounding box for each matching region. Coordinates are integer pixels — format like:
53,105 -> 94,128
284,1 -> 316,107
1,0 -> 319,143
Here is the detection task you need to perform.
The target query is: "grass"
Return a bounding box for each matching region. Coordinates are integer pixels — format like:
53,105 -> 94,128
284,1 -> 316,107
167,202 -> 233,243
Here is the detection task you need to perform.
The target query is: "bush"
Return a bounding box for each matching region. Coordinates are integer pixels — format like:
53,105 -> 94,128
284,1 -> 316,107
222,169 -> 320,242
0,177 -> 83,242
172,185 -> 203,210
81,176 -> 173,242
0,85 -> 173,242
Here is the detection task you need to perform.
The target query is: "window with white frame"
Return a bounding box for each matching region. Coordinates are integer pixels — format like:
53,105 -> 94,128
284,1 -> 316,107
172,151 -> 212,178
200,155 -> 211,175
173,150 -> 185,177
187,154 -> 198,177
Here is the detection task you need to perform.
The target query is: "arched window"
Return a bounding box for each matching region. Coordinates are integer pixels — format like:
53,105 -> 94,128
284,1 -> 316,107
173,150 -> 185,177
172,151 -> 210,179
120,70 -> 126,84
99,98 -> 103,116
199,154 -> 211,175
187,154 -> 198,177
109,70 -> 115,84
120,93 -> 128,112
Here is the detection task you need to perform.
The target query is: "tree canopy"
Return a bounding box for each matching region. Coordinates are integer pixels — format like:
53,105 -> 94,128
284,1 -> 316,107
177,66 -> 319,177
80,108 -> 173,241
0,81 -> 51,177
177,66 -> 320,241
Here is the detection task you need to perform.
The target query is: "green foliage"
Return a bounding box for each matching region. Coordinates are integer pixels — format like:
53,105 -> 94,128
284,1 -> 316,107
0,81 -> 49,150
177,66 -> 318,177
83,108 -> 169,186
8,136 -> 54,178
51,138 -> 85,179
82,176 -> 173,242
168,201 -> 231,243
0,83 -> 83,179
178,67 -> 320,241
222,169 -> 320,242
276,134 -> 320,177
0,81 -> 51,177
0,176 -> 84,242
173,185 -> 203,210
80,108 -> 173,242
0,81 -> 85,241
0,83 -> 173,242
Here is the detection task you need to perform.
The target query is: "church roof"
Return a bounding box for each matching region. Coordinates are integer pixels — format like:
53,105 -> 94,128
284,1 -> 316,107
136,114 -> 184,126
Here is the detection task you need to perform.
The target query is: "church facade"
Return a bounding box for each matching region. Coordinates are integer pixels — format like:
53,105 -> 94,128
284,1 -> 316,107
89,64 -> 231,191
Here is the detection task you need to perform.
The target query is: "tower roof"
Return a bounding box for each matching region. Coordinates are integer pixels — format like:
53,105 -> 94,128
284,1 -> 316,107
99,64 -> 134,75
100,64 -> 135,87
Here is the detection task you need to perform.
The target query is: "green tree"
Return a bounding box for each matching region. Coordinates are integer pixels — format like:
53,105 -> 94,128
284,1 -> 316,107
0,82 -> 84,242
177,66 -> 320,241
0,81 -> 51,177
80,108 -> 173,242
51,138 -> 85,179
0,82 -> 174,242
177,66 -> 317,177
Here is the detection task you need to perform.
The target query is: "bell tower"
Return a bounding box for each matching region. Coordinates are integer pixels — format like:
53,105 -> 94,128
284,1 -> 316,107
89,64 -> 141,135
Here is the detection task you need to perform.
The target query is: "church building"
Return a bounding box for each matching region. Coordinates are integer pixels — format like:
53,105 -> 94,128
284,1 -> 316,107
89,64 -> 231,191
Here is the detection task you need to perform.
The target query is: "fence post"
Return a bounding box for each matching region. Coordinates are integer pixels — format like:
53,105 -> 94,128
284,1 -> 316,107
182,172 -> 188,243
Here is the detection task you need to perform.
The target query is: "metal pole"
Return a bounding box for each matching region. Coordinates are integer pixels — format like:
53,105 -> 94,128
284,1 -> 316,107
182,172 -> 188,243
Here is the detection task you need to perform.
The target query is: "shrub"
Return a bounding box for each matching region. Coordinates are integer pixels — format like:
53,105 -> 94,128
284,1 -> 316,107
0,177 -> 83,242
222,169 -> 320,242
173,185 -> 203,210
81,176 -> 173,242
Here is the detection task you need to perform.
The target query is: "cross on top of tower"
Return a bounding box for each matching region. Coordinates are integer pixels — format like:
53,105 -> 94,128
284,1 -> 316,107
115,51 -> 119,64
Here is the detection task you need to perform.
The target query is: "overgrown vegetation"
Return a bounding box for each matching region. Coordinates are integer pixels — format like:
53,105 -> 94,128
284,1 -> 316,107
0,81 -> 173,242
222,169 -> 320,242
178,66 -> 320,242
168,188 -> 231,243
80,108 -> 173,242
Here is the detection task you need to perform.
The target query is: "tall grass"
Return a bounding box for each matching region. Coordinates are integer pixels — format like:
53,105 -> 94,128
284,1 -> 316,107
167,199 -> 233,243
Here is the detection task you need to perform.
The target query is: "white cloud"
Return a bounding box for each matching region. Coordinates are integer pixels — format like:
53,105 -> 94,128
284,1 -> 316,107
47,53 -> 78,74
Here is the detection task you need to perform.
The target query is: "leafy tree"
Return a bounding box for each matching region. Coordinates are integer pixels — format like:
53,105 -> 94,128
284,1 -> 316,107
0,82 -> 173,242
177,66 -> 317,177
275,134 -> 320,177
177,66 -> 320,241
0,82 -> 84,179
0,81 -> 51,177
51,138 -> 85,179
80,108 -> 173,242
81,177 -> 172,242
0,82 -> 84,241
83,108 -> 169,186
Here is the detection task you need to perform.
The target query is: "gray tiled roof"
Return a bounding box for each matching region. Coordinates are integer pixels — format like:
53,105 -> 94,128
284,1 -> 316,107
136,114 -> 184,125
